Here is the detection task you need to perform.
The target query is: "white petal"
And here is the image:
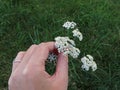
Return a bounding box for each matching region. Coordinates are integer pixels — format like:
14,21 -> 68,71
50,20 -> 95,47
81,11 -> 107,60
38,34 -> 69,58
87,55 -> 94,61
81,65 -> 90,71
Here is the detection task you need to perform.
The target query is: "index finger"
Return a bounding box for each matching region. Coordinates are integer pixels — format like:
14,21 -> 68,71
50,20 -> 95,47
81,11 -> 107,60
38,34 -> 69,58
27,42 -> 56,71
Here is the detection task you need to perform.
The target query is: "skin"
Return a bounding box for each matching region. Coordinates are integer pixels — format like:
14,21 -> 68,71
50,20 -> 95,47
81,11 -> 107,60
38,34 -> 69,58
8,42 -> 68,90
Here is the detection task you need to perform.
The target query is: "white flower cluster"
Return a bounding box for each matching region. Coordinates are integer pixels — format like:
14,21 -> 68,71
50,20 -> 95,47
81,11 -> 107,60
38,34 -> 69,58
63,21 -> 83,42
47,53 -> 58,62
47,21 -> 97,72
81,55 -> 97,71
55,36 -> 80,58
63,21 -> 77,29
54,21 -> 83,59
72,29 -> 83,41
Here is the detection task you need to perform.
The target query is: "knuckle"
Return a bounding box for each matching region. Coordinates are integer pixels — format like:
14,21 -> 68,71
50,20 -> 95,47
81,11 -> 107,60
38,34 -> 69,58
39,42 -> 48,49
39,42 -> 46,46
22,69 -> 30,77
31,44 -> 37,47
22,68 -> 34,80
29,44 -> 38,50
18,51 -> 25,55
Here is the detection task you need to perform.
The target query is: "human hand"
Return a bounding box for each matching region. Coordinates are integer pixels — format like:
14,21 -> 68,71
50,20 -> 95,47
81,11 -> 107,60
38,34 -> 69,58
8,42 -> 68,90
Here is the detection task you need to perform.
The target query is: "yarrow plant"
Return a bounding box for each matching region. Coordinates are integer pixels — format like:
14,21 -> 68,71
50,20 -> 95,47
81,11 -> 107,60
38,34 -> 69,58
55,36 -> 80,58
47,53 -> 58,62
47,21 -> 97,71
72,29 -> 83,41
81,55 -> 97,71
62,21 -> 77,29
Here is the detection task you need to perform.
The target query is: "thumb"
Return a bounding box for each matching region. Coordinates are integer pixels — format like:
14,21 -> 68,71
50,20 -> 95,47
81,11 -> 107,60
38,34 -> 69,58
54,53 -> 68,80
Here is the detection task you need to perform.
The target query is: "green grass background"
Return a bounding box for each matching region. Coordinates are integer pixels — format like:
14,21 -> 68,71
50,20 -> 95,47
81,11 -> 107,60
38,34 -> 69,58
0,0 -> 120,90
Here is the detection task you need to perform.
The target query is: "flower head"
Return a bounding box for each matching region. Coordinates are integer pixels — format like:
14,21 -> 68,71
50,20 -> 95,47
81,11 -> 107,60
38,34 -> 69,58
72,29 -> 83,41
81,55 -> 97,71
47,53 -> 58,62
63,21 -> 77,29
55,36 -> 80,58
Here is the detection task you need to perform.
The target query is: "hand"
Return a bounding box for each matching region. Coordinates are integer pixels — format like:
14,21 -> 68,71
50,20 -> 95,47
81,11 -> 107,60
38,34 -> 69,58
8,42 -> 68,90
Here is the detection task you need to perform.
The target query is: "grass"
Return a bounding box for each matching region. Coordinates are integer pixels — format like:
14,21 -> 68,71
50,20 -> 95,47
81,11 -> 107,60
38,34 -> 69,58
0,0 -> 120,90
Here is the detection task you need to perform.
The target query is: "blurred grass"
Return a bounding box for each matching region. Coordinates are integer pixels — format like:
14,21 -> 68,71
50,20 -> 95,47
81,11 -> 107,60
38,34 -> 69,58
0,0 -> 120,90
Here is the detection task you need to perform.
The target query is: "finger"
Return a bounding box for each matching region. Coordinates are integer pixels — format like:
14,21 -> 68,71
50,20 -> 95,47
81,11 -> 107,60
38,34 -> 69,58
16,44 -> 38,72
26,42 -> 55,71
12,51 -> 25,72
54,53 -> 68,80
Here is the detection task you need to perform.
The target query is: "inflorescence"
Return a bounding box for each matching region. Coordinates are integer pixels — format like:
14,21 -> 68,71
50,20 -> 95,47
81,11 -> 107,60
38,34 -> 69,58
47,21 -> 97,71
